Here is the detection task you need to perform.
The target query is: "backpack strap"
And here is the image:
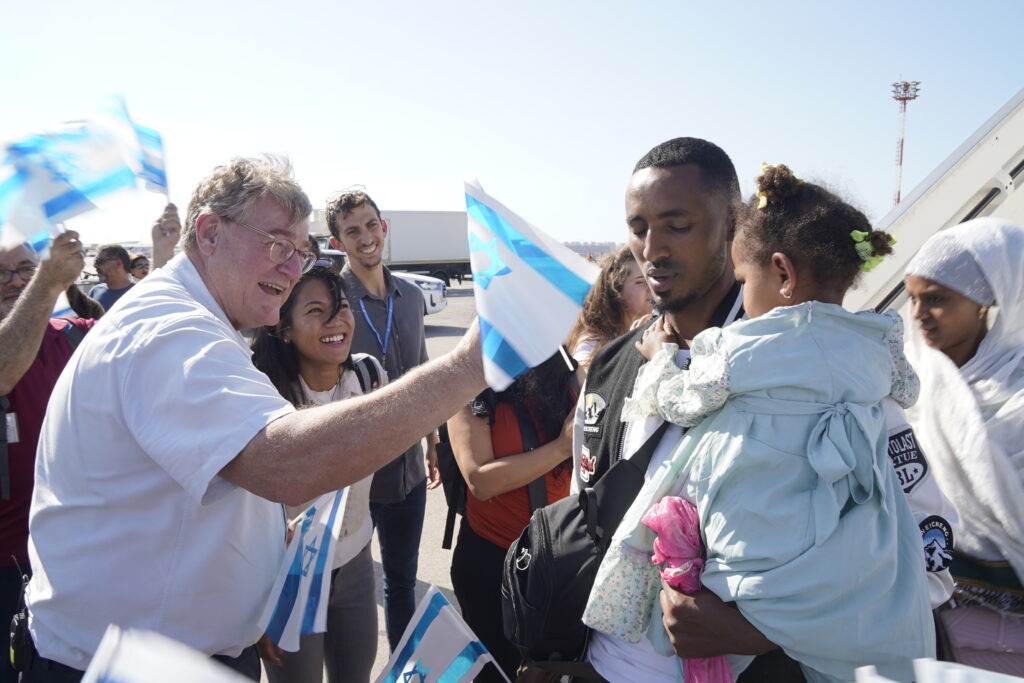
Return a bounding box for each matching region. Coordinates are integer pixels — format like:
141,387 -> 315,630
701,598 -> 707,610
351,353 -> 381,393
512,400 -> 548,513
59,319 -> 85,349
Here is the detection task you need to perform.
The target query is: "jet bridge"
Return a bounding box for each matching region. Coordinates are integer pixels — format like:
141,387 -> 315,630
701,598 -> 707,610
844,87 -> 1024,313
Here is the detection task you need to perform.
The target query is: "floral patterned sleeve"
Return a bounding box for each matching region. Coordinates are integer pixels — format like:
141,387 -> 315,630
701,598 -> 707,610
884,311 -> 920,409
621,327 -> 731,427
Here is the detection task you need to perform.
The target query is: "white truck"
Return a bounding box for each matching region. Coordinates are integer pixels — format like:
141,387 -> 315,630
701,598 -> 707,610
312,209 -> 471,286
381,210 -> 470,286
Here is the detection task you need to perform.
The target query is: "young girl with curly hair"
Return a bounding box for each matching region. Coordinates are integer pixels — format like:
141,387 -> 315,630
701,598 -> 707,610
584,165 -> 935,682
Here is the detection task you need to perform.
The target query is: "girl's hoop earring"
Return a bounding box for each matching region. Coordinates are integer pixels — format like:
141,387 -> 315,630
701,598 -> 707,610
780,288 -> 793,300
979,306 -> 990,320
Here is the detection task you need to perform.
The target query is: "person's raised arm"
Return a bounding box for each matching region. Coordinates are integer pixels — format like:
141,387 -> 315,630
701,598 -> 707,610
220,322 -> 487,506
0,232 -> 84,394
447,401 -> 573,502
151,204 -> 181,269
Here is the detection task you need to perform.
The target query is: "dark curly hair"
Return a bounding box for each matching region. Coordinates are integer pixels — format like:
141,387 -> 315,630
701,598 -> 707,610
469,349 -> 577,440
565,246 -> 641,359
737,164 -> 894,291
251,266 -> 351,406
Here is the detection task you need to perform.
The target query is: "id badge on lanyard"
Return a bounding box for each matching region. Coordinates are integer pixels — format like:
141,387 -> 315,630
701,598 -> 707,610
359,295 -> 395,360
5,412 -> 19,444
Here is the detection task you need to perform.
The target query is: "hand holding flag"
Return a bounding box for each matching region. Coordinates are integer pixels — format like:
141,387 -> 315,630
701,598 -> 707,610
258,488 -> 349,652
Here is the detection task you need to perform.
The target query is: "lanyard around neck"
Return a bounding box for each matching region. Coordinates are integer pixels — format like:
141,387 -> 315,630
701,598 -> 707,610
358,295 -> 395,360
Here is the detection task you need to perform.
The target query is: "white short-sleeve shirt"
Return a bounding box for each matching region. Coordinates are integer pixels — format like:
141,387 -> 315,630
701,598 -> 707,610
27,253 -> 295,670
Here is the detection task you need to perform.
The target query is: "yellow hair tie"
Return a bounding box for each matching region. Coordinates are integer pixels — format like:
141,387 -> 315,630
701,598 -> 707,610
757,162 -> 771,209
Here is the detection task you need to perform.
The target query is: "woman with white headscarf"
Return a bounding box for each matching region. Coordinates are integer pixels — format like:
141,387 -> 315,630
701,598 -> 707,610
904,217 -> 1024,675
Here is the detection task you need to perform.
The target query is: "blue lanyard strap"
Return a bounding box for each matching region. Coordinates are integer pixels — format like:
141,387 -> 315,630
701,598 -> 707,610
359,295 -> 394,360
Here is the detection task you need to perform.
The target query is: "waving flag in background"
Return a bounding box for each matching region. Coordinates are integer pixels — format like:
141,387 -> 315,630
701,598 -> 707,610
465,177 -> 599,390
82,625 -> 248,683
106,96 -> 168,196
375,586 -> 509,683
0,97 -> 167,250
258,488 -> 348,652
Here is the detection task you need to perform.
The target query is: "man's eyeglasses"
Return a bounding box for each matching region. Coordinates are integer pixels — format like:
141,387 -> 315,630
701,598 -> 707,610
0,265 -> 36,285
231,219 -> 316,274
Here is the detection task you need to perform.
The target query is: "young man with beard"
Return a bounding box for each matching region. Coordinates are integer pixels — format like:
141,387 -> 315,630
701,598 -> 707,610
326,189 -> 440,651
573,139 -> 954,682
572,138 -> 798,682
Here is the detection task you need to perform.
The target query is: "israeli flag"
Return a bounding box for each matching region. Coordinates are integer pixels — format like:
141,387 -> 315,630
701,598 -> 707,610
0,98 -> 167,248
375,586 -> 510,683
258,488 -> 348,652
104,97 -> 168,195
466,177 -> 599,390
82,624 -> 248,683
0,146 -> 98,251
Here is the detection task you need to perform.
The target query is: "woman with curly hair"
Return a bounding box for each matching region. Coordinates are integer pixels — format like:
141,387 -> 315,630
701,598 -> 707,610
567,246 -> 652,366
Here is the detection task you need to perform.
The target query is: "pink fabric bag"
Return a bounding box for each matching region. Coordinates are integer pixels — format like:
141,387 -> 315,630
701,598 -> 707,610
643,496 -> 733,683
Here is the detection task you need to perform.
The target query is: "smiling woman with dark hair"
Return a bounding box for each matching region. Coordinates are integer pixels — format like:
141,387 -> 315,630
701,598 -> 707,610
905,217 -> 1024,675
252,266 -> 385,683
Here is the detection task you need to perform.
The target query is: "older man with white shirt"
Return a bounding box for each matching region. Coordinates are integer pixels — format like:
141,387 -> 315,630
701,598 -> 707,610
22,156 -> 485,682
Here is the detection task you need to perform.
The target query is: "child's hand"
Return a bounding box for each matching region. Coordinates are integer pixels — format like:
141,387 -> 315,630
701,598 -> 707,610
635,316 -> 679,361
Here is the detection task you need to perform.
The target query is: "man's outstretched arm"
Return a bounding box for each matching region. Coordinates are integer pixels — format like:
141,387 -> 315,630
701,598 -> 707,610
221,322 -> 487,506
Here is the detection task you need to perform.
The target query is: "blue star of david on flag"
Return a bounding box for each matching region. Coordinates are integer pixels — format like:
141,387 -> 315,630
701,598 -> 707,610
402,661 -> 430,682
375,586 -> 509,683
468,233 -> 511,289
464,177 -> 599,390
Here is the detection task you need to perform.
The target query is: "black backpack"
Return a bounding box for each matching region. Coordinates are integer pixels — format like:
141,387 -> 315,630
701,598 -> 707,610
350,353 -> 383,394
500,422 -> 669,675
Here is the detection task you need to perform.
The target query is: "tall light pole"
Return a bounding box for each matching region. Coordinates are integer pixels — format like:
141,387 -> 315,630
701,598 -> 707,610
892,80 -> 921,206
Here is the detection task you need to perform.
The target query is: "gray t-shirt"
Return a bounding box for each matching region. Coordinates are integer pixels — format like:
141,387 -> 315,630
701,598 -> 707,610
341,265 -> 429,503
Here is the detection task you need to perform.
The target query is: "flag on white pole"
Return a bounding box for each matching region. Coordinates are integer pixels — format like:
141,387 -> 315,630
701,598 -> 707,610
374,586 -> 509,683
258,488 -> 348,652
81,624 -> 248,683
465,177 -> 599,390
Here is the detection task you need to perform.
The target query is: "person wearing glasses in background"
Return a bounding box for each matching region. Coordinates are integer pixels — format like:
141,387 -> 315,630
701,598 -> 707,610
88,244 -> 134,311
324,188 -> 441,652
21,157 -> 486,682
129,253 -> 150,281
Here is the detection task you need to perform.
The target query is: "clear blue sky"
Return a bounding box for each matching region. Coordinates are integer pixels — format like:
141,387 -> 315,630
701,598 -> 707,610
3,0 -> 1022,244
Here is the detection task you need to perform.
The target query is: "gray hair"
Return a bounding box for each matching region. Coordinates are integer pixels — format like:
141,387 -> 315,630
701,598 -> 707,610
182,155 -> 312,250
